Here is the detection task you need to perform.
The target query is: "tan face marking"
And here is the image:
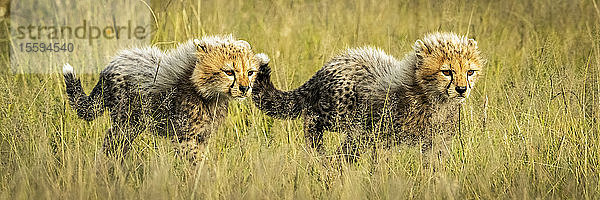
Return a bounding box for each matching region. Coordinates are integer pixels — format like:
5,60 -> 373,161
222,57 -> 258,98
439,59 -> 481,99
190,38 -> 260,99
414,33 -> 483,102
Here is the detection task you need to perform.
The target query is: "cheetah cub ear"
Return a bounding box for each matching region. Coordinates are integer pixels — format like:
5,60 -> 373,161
193,39 -> 208,53
254,53 -> 270,67
413,39 -> 430,56
235,40 -> 251,49
468,38 -> 478,48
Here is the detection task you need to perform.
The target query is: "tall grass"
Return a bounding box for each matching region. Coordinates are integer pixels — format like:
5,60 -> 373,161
1,0 -> 599,199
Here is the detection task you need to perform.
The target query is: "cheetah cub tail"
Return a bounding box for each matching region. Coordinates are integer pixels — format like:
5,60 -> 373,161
251,55 -> 307,119
62,63 -> 105,121
63,63 -> 74,75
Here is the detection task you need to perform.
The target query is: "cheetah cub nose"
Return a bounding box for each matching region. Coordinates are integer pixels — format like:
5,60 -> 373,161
239,86 -> 249,94
455,86 -> 467,94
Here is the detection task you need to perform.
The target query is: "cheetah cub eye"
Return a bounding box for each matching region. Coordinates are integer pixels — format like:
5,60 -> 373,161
441,70 -> 452,76
223,69 -> 235,76
467,70 -> 476,76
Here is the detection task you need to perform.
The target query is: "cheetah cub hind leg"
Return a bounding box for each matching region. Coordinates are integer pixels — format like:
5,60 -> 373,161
174,137 -> 208,165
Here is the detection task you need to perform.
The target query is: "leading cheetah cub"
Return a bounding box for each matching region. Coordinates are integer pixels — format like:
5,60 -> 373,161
253,32 -> 483,160
63,35 -> 269,162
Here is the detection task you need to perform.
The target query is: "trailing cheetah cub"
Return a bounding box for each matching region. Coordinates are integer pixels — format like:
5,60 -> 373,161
63,35 -> 269,162
253,32 -> 483,159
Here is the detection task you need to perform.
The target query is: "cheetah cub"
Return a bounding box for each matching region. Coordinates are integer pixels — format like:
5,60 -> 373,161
253,32 -> 483,159
63,35 -> 269,162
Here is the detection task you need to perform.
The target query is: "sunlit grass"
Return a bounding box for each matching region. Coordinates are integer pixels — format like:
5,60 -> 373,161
1,0 -> 600,199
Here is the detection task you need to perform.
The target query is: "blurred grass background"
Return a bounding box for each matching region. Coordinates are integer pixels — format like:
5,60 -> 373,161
1,0 -> 600,199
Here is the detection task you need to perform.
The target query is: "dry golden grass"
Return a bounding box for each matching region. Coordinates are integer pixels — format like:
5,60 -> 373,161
1,0 -> 600,199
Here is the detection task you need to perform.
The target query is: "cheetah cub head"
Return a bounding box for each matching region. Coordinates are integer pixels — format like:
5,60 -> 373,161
413,32 -> 484,103
191,35 -> 269,100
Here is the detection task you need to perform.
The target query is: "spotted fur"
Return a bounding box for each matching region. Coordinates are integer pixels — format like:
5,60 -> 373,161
63,35 -> 269,162
252,32 -> 484,160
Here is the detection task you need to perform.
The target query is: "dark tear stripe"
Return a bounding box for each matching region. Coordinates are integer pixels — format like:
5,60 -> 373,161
445,73 -> 454,92
230,72 -> 237,90
467,74 -> 472,89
